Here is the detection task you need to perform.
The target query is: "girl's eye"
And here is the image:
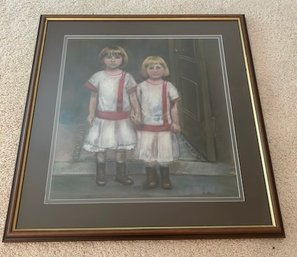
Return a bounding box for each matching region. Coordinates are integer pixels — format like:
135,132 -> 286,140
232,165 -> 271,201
148,65 -> 162,70
106,55 -> 121,60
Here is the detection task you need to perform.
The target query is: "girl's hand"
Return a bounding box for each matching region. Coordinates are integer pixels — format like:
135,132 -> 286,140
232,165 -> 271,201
171,123 -> 181,133
130,109 -> 141,125
87,114 -> 95,126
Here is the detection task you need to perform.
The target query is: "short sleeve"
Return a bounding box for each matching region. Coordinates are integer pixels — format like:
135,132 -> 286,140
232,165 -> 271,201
125,73 -> 137,94
84,72 -> 100,92
167,81 -> 180,103
136,82 -> 144,100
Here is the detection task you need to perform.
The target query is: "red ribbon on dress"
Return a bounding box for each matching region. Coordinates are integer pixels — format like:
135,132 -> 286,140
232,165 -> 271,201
95,72 -> 129,120
140,80 -> 171,132
96,111 -> 129,120
117,72 -> 125,112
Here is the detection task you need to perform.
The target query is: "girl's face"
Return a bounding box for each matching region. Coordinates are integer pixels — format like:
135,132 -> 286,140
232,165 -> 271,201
103,54 -> 123,70
146,63 -> 164,80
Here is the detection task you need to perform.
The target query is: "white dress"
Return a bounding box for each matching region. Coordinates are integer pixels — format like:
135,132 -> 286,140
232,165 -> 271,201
136,80 -> 180,164
83,71 -> 137,152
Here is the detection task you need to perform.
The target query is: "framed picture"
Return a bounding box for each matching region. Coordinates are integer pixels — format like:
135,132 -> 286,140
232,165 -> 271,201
3,15 -> 284,242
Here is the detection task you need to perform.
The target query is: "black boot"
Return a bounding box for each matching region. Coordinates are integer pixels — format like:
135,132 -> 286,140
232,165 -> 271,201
160,166 -> 172,189
143,166 -> 158,189
115,162 -> 134,185
96,162 -> 106,186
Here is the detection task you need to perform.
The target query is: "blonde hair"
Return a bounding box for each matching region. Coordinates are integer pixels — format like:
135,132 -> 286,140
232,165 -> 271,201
98,46 -> 128,68
141,56 -> 170,78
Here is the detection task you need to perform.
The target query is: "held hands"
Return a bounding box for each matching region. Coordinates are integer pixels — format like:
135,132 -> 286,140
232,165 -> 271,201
171,122 -> 181,133
130,108 -> 142,126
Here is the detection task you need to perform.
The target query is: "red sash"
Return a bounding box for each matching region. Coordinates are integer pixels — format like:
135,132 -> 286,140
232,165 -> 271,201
116,72 -> 125,111
96,72 -> 129,120
96,111 -> 129,120
140,80 -> 171,132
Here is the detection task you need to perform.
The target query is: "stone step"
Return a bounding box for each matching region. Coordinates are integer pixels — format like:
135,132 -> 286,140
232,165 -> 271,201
52,160 -> 235,176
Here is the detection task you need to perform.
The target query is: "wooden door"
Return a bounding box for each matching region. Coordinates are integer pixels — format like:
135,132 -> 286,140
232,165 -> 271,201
169,39 -> 216,161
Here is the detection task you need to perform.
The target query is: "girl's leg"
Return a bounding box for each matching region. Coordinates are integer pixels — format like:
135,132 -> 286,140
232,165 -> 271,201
144,162 -> 158,189
96,151 -> 106,186
115,150 -> 134,185
159,163 -> 172,189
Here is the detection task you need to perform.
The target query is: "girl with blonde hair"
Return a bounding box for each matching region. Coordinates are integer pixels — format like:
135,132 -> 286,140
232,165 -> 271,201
137,56 -> 181,189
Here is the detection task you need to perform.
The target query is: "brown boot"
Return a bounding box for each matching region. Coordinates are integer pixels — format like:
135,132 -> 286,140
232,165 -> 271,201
96,162 -> 106,186
160,166 -> 172,189
115,162 -> 134,185
143,167 -> 158,189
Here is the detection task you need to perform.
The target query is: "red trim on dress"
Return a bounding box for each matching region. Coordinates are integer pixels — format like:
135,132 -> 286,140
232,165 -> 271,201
84,81 -> 97,92
171,97 -> 181,105
95,72 -> 129,121
116,72 -> 125,111
126,86 -> 137,94
162,80 -> 169,128
96,111 -> 129,120
140,124 -> 171,132
140,80 -> 171,132
86,72 -> 132,121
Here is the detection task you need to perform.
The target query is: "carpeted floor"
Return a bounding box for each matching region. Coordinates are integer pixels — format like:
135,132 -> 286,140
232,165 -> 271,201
1,1 -> 296,256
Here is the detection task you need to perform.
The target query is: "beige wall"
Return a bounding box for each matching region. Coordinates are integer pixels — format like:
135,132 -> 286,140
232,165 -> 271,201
0,1 -> 296,256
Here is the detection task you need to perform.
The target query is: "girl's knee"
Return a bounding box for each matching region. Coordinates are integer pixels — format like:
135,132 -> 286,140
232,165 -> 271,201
116,150 -> 126,163
96,151 -> 106,163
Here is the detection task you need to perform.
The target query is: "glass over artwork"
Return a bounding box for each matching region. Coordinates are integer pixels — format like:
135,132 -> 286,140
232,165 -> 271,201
44,36 -> 244,204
